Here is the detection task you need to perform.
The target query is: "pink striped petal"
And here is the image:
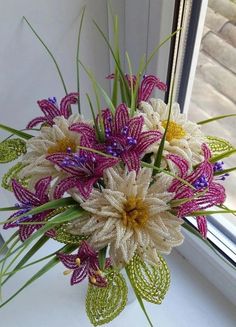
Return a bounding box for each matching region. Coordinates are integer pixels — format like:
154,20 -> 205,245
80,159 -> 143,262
122,151 -> 140,172
114,104 -> 129,133
27,116 -> 48,129
37,99 -> 60,119
76,177 -> 98,199
138,75 -> 167,102
197,216 -> 207,238
54,176 -> 80,199
128,116 -> 144,139
35,177 -> 51,201
135,131 -> 162,154
60,92 -> 79,118
166,154 -> 189,178
12,180 -> 41,206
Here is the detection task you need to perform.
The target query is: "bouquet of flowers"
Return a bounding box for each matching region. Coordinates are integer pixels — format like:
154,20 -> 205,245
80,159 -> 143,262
0,8 -> 235,327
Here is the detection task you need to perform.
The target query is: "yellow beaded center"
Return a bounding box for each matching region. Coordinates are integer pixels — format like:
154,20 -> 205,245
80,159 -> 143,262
161,120 -> 186,142
47,137 -> 77,154
122,196 -> 149,229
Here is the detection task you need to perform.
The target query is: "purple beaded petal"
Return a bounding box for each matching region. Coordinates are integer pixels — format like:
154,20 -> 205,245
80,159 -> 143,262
19,224 -> 37,242
78,241 -> 97,259
71,263 -> 89,285
57,253 -> 78,270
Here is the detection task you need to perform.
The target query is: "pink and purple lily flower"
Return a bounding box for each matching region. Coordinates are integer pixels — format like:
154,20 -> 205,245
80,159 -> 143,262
107,73 -> 167,104
167,144 -> 226,238
57,241 -> 111,287
47,150 -> 118,199
70,103 -> 162,172
3,177 -> 53,241
27,92 -> 79,128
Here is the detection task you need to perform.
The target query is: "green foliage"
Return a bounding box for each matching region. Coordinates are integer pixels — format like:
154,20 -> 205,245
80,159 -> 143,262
126,254 -> 170,304
206,136 -> 234,154
0,139 -> 26,163
54,223 -> 87,245
86,269 -> 127,326
1,162 -> 29,191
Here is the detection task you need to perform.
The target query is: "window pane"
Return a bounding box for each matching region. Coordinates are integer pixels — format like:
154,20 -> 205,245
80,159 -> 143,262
188,0 -> 236,233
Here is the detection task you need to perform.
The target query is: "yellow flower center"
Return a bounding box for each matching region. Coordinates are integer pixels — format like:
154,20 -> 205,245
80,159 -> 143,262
47,137 -> 77,154
161,120 -> 186,142
122,196 -> 149,229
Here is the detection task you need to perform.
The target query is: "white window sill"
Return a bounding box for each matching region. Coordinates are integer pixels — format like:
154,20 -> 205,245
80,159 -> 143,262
1,240 -> 235,327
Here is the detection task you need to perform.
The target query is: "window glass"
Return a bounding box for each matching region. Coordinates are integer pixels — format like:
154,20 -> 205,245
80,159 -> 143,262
188,0 -> 236,233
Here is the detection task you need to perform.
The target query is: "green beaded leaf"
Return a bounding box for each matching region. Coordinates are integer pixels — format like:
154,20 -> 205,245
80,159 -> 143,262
0,138 -> 26,163
86,270 -> 128,326
1,162 -> 29,191
54,223 -> 87,245
126,254 -> 170,304
206,136 -> 234,154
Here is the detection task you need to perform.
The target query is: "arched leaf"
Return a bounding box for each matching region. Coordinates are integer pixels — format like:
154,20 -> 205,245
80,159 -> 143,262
0,138 -> 26,163
126,254 -> 170,304
86,269 -> 127,326
206,136 -> 234,154
1,162 -> 29,191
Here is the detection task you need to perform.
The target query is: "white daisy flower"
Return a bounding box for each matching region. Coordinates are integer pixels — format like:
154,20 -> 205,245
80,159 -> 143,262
67,167 -> 184,268
139,98 -> 204,167
20,114 -> 82,187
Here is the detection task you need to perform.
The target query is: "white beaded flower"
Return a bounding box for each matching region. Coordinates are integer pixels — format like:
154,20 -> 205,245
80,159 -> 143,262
139,98 -> 204,168
67,167 -> 184,268
20,114 -> 82,187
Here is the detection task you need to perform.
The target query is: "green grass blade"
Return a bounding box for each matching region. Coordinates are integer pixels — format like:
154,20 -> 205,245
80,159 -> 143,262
125,267 -> 153,327
1,235 -> 49,286
189,210 -> 236,216
0,207 -> 17,211
0,244 -> 77,308
98,246 -> 107,270
76,6 -> 86,113
126,52 -> 134,110
0,206 -> 84,265
23,16 -> 68,95
210,149 -> 236,163
92,19 -> 131,103
141,161 -> 195,189
0,197 -> 77,225
0,124 -> 32,140
86,93 -> 100,140
214,166 -> 236,176
144,29 -> 181,73
0,237 -> 20,299
198,114 -> 236,125
0,232 -> 19,255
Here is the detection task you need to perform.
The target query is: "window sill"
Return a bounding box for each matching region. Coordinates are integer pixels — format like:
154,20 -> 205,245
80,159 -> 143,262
177,226 -> 236,306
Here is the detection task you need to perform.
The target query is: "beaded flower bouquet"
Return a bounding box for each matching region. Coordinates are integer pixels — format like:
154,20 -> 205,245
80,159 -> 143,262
0,8 -> 236,327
